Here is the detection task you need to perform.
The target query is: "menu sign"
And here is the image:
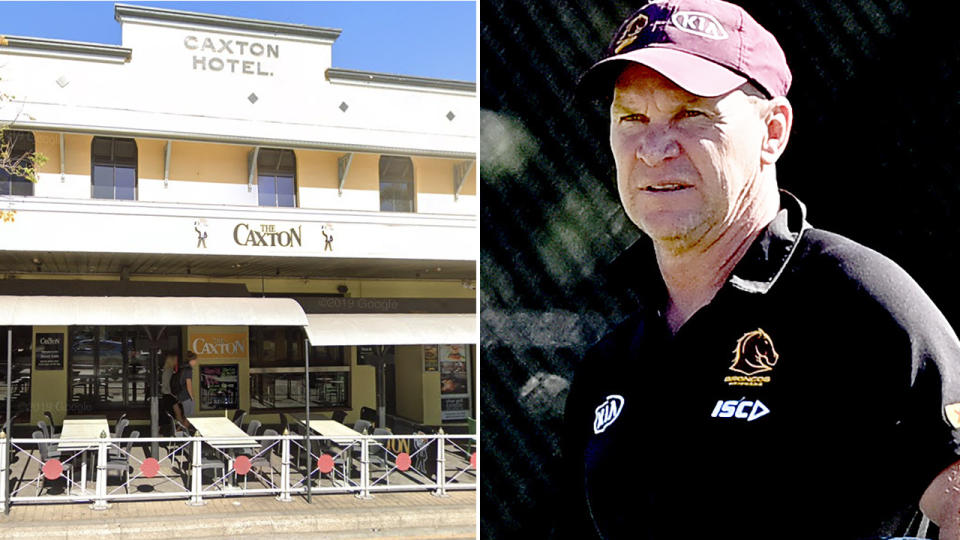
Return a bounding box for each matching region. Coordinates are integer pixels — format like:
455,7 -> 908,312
35,333 -> 64,370
199,364 -> 240,410
440,344 -> 471,421
423,345 -> 439,372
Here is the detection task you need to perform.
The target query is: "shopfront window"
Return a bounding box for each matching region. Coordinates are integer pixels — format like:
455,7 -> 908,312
257,148 -> 296,207
379,155 -> 414,212
91,137 -> 137,200
249,326 -> 349,411
68,326 -> 177,416
0,327 -> 32,424
0,130 -> 36,196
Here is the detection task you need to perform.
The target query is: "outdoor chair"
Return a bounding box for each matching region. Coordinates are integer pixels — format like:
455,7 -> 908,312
33,430 -> 72,496
245,419 -> 261,437
370,427 -> 393,485
43,411 -> 59,437
352,419 -> 372,434
232,409 -> 247,429
183,439 -> 226,488
278,413 -> 290,434
165,413 -> 191,470
244,428 -> 278,489
331,410 -> 347,424
109,418 -> 129,458
36,420 -> 56,440
105,430 -> 139,493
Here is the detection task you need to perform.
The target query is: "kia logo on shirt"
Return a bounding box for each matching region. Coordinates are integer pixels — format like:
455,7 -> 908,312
593,395 -> 625,434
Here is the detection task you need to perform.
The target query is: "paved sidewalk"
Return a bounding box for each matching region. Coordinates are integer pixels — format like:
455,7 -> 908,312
0,491 -> 477,539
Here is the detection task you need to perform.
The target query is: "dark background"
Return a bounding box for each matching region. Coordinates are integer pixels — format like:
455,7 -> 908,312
480,1 -> 960,538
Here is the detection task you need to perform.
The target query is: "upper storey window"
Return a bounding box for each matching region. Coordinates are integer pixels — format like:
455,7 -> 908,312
0,130 -> 36,196
258,148 -> 296,207
91,137 -> 137,200
379,155 -> 414,212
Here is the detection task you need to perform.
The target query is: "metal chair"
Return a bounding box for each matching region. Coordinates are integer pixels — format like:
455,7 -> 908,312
231,409 -> 247,429
109,418 -> 129,458
37,420 -> 56,440
360,406 -> 378,426
331,410 -> 347,424
33,430 -> 72,495
352,419 -> 373,434
245,419 -> 261,437
105,430 -> 139,493
43,411 -> 58,437
371,427 -> 393,485
183,439 -> 226,489
244,428 -> 277,489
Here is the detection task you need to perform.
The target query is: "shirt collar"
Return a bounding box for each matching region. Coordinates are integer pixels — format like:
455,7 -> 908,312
727,190 -> 810,294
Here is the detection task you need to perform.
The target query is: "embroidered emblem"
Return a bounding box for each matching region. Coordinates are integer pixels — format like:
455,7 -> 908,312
671,11 -> 729,40
613,13 -> 649,53
726,329 -> 779,387
593,395 -> 625,434
711,398 -> 770,422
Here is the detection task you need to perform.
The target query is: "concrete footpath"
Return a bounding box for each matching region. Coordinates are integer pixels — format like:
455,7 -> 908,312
0,491 -> 477,539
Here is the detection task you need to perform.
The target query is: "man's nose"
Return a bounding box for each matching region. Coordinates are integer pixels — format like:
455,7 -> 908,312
635,131 -> 680,166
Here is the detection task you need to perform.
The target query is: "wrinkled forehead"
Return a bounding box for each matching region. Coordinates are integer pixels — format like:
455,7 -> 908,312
612,65 -> 710,107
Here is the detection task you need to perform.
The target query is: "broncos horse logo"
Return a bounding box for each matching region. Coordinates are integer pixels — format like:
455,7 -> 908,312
729,329 -> 779,376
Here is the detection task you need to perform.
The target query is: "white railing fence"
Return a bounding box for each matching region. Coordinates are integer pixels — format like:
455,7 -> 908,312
0,431 -> 477,510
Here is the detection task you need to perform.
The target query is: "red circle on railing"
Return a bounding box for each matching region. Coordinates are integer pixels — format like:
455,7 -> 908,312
318,454 -> 334,474
396,452 -> 411,471
42,459 -> 62,480
470,452 -> 477,469
234,455 -> 251,475
140,457 -> 160,478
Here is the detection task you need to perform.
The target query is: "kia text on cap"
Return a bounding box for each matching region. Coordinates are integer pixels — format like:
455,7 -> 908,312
579,0 -> 792,99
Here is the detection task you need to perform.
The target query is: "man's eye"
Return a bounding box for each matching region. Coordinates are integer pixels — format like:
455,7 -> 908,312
677,109 -> 705,119
619,113 -> 648,123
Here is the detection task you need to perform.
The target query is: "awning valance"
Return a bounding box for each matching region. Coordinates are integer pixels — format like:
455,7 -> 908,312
304,313 -> 476,346
0,296 -> 308,326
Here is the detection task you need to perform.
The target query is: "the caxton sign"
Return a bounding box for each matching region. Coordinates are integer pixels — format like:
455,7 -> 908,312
184,34 -> 278,77
233,223 -> 302,248
191,333 -> 247,360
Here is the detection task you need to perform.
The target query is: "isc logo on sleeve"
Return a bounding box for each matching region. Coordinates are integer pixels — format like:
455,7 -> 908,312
711,398 -> 770,422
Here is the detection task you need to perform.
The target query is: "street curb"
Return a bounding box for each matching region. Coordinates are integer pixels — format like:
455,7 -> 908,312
0,504 -> 477,539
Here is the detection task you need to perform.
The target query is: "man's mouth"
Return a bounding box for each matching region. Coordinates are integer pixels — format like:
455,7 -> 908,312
643,183 -> 689,192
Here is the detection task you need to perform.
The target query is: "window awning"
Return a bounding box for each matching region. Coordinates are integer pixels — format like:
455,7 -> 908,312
304,313 -> 476,346
0,296 -> 308,326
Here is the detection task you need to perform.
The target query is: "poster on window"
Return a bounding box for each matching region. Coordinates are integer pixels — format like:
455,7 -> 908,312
440,344 -> 471,421
423,345 -> 438,372
199,364 -> 239,410
35,333 -> 64,370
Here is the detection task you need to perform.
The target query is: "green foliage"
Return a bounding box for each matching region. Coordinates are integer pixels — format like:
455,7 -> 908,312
0,74 -> 44,183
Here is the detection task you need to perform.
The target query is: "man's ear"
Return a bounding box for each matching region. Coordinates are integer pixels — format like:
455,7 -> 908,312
760,97 -> 793,166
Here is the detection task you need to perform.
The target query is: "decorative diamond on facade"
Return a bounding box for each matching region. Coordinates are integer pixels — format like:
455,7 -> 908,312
248,93 -> 259,104
446,111 -> 456,121
339,101 -> 349,112
56,75 -> 70,88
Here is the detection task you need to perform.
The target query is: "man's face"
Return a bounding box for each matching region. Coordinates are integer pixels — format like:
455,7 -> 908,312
609,64 -> 770,251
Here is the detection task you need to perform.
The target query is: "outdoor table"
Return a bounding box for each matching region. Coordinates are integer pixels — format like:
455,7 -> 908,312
188,416 -> 260,487
57,415 -> 110,493
296,418 -> 362,485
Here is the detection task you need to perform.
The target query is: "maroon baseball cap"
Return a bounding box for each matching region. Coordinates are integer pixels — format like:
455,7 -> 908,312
579,0 -> 791,99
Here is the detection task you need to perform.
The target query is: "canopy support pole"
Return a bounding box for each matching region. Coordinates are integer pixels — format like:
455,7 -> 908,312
304,338 -> 311,503
4,328 -> 11,515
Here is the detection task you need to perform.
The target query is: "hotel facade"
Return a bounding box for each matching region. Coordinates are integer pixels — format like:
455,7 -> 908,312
0,4 -> 477,437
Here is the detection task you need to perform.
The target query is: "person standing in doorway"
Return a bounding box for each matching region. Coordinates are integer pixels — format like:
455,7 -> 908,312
178,351 -> 198,430
161,352 -> 184,431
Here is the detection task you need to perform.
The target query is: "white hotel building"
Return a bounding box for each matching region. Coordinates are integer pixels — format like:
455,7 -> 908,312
0,4 -> 477,437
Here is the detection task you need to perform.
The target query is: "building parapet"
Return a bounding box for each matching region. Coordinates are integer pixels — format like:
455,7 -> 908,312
326,68 -> 475,93
114,3 -> 342,42
0,35 -> 131,63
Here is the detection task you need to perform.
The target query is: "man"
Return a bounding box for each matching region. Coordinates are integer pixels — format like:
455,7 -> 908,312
178,351 -> 197,429
562,0 -> 960,538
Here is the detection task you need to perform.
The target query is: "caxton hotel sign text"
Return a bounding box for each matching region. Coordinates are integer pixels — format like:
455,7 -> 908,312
234,223 -> 302,248
184,34 -> 278,77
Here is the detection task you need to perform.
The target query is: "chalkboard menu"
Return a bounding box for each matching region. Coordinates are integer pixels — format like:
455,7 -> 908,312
35,333 -> 64,370
198,364 -> 239,410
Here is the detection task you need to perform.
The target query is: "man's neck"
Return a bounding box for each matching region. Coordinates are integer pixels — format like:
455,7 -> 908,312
656,186 -> 780,333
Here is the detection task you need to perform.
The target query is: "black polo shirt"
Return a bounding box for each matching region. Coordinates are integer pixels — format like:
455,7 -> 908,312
561,192 -> 960,539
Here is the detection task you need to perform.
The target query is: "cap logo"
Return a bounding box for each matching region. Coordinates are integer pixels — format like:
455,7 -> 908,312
593,394 -> 625,434
671,11 -> 729,40
613,13 -> 649,54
